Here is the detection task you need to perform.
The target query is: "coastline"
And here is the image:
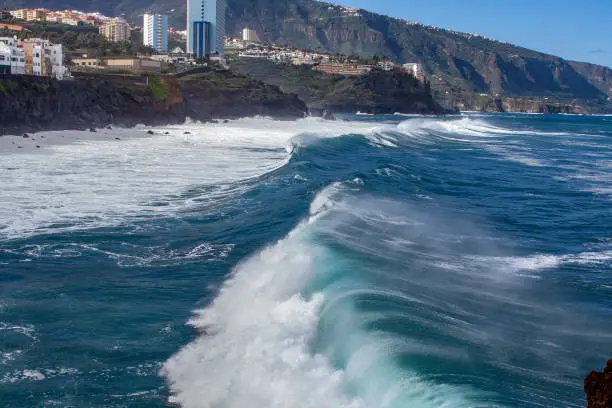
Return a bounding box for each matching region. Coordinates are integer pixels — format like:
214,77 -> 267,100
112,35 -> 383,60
0,71 -> 308,137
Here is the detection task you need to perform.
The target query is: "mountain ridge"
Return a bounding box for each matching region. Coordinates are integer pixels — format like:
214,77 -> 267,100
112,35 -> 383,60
2,0 -> 612,103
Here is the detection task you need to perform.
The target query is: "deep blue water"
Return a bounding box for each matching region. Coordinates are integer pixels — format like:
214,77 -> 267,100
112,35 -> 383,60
0,114 -> 611,407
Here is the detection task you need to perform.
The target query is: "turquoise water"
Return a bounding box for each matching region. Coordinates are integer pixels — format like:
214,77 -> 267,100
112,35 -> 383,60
0,114 -> 611,407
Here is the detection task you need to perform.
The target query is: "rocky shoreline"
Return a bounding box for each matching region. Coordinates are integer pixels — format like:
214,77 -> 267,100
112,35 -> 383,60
0,70 -> 307,136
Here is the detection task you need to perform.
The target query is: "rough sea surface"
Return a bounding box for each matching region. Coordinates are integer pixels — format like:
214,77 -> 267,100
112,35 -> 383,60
1,114 -> 611,408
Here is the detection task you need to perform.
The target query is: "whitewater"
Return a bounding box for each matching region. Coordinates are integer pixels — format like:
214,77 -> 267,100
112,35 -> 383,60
1,113 -> 611,408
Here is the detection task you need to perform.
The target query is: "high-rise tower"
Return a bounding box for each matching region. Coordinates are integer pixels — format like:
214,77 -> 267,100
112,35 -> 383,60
143,13 -> 169,53
187,0 -> 226,57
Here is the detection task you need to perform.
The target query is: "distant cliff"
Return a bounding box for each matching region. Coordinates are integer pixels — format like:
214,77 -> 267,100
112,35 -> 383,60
436,90 -> 592,114
0,71 -> 307,135
231,59 -> 448,115
5,0 -> 611,104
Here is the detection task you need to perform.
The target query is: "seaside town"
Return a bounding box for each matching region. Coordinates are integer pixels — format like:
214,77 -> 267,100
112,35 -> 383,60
0,4 -> 425,80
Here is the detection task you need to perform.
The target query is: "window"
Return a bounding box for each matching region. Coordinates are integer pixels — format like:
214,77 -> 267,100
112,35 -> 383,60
0,56 -> 4,61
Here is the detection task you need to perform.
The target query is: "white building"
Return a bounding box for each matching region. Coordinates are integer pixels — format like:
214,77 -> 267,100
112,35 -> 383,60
187,0 -> 226,56
32,44 -> 43,76
143,13 -> 169,53
0,42 -> 12,74
242,28 -> 258,42
403,62 -> 422,76
0,37 -> 26,75
378,60 -> 395,71
48,43 -> 66,79
11,47 -> 26,75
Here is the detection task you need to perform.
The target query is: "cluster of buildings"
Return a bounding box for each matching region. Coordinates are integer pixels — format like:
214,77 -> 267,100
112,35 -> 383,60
8,8 -> 112,26
236,46 -> 329,64
0,36 -> 66,79
1,1 -> 426,82
233,42 -> 424,79
313,60 -> 422,77
5,7 -> 134,44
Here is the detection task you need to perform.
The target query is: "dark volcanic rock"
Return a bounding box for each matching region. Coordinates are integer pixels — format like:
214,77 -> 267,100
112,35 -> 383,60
0,71 -> 307,136
585,360 -> 612,408
231,60 -> 449,115
0,74 -> 183,135
321,68 -> 448,115
180,70 -> 307,121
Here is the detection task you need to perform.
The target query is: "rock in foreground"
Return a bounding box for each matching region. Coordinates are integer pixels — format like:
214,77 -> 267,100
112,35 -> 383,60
585,360 -> 612,407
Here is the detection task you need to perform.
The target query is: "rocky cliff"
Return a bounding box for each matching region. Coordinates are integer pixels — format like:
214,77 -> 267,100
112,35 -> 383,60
437,90 -> 590,114
230,59 -> 448,115
179,71 -> 307,119
4,0 -> 611,104
0,71 -> 307,135
585,360 -> 612,408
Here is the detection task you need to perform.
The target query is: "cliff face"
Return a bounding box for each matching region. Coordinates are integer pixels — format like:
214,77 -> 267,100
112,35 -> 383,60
585,360 -> 612,408
0,71 -> 307,135
230,59 -> 447,115
0,74 -> 181,135
320,68 -> 447,115
440,90 -> 589,114
180,71 -> 307,120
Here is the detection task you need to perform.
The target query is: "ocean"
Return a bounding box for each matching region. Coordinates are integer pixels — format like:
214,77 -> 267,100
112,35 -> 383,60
0,113 -> 611,407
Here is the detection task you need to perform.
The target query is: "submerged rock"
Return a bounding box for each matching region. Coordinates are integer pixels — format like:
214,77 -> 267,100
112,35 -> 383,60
585,360 -> 612,407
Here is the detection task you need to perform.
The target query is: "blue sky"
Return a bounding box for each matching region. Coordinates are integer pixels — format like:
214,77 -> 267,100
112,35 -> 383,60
335,0 -> 612,68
